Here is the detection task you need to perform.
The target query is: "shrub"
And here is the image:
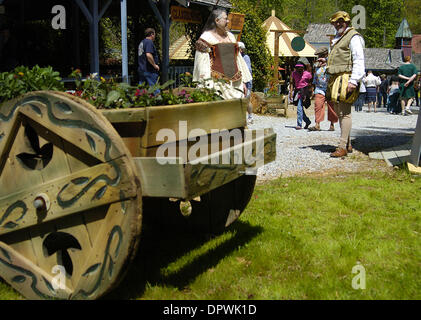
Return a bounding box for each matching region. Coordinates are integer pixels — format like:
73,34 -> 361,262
0,65 -> 64,104
67,71 -> 223,109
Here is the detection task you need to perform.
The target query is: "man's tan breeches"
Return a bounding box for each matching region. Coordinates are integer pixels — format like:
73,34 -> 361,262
333,102 -> 352,149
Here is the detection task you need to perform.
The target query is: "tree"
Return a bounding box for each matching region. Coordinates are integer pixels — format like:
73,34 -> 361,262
343,0 -> 404,48
403,0 -> 421,34
230,0 -> 273,91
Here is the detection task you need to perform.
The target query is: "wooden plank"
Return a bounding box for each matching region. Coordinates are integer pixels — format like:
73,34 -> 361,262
141,99 -> 247,148
0,125 -> 40,267
407,162 -> 421,174
133,158 -> 186,198
128,127 -> 248,159
381,150 -> 401,167
37,132 -> 93,289
133,128 -> 276,199
0,241 -> 73,300
409,112 -> 421,166
101,108 -> 146,123
393,146 -> 411,164
0,159 -> 138,236
63,144 -> 107,250
18,103 -> 122,163
368,152 -> 384,160
71,200 -> 133,300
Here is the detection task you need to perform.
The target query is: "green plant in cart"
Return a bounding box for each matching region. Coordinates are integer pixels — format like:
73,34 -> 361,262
0,65 -> 64,105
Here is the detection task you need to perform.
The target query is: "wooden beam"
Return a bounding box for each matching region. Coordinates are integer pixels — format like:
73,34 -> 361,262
132,128 -> 276,199
99,0 -> 113,20
141,99 -> 247,148
0,159 -> 137,236
121,0 -> 129,83
409,112 -> 421,166
75,0 -> 93,24
269,29 -> 305,34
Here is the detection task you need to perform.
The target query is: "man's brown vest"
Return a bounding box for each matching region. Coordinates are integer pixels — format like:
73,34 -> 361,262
327,27 -> 361,75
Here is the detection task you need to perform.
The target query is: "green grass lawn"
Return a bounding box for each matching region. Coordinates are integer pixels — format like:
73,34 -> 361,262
1,169 -> 420,300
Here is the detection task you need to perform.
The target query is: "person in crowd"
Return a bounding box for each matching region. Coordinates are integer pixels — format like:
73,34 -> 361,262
289,63 -> 312,130
398,56 -> 418,115
308,46 -> 338,131
138,28 -> 160,87
354,75 -> 366,112
238,41 -> 254,124
364,70 -> 381,113
413,72 -> 420,107
387,75 -> 401,114
377,74 -> 389,109
193,8 -> 252,100
326,11 -> 365,157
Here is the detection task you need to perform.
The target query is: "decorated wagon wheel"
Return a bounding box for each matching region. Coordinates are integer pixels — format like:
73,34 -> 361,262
0,91 -> 142,300
143,174 -> 257,234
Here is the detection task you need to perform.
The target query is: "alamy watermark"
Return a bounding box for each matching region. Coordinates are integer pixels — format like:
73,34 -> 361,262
352,5 -> 366,30
155,121 -> 266,174
48,4 -> 367,30
352,262 -> 366,290
51,5 -> 66,30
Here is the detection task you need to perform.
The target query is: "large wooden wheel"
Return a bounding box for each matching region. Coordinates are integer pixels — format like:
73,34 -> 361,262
143,174 -> 257,234
0,91 -> 142,300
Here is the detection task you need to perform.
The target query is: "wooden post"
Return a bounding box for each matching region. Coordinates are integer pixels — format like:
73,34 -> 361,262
89,0 -> 99,75
148,0 -> 171,84
273,31 -> 281,84
75,0 -> 112,77
270,29 -> 305,91
121,0 -> 129,83
161,0 -> 171,83
409,112 -> 421,167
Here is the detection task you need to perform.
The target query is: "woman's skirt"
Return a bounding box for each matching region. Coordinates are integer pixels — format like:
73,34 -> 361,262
399,83 -> 415,99
366,87 -> 377,102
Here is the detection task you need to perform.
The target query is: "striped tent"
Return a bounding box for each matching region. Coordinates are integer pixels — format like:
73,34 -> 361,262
169,35 -> 192,60
262,10 -> 316,58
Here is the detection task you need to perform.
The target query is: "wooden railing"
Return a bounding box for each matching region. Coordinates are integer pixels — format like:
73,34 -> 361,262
168,65 -> 194,88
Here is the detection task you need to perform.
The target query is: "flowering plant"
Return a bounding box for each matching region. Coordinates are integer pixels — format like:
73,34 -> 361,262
67,71 -> 223,109
0,65 -> 64,104
0,66 -> 224,110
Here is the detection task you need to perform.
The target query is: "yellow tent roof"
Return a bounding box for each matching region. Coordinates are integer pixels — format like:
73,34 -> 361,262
169,35 -> 192,60
262,11 -> 316,57
170,11 -> 316,60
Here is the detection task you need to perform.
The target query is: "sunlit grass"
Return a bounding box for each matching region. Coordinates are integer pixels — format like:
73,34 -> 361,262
1,169 -> 420,300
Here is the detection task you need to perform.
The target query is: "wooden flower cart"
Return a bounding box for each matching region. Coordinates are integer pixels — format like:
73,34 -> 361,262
0,91 -> 276,299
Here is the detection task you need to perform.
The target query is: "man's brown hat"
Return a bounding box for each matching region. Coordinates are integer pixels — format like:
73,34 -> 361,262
330,11 -> 351,23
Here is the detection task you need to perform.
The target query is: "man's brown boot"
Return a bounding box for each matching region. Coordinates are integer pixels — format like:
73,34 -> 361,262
347,143 -> 353,153
308,123 -> 321,131
330,147 -> 347,158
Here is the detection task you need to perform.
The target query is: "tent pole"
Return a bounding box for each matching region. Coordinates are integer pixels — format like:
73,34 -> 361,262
121,0 -> 129,83
161,0 -> 170,83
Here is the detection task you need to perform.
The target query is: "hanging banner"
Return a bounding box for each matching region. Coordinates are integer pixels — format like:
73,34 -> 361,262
227,13 -> 245,41
228,13 -> 245,32
170,6 -> 202,24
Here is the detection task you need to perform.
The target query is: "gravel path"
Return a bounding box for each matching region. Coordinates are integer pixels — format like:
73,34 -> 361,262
250,105 -> 419,181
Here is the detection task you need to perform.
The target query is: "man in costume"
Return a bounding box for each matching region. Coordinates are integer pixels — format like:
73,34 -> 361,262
326,11 -> 365,157
193,8 -> 252,100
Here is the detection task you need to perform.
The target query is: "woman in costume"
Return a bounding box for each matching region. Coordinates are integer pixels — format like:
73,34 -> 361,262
193,8 -> 252,100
